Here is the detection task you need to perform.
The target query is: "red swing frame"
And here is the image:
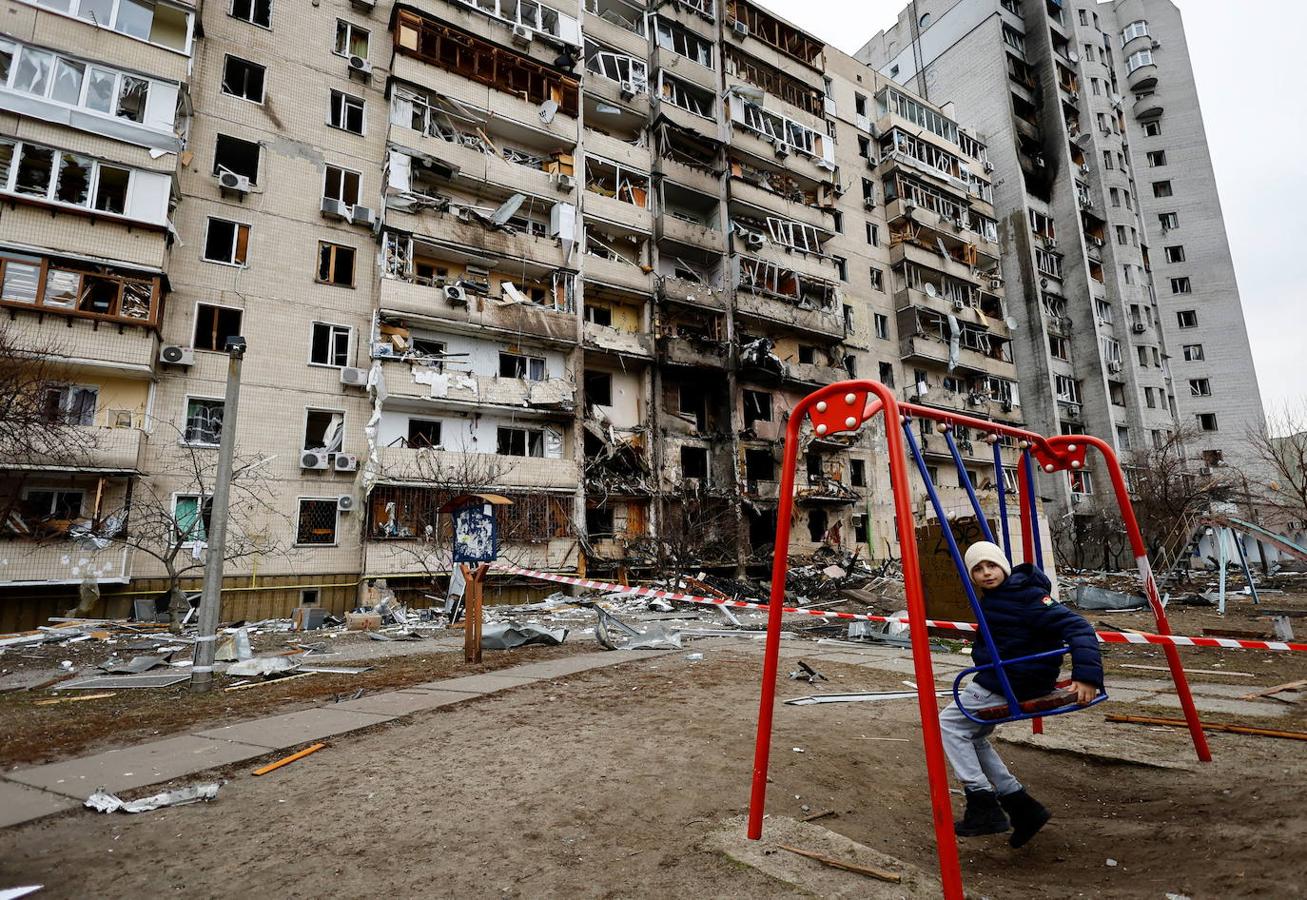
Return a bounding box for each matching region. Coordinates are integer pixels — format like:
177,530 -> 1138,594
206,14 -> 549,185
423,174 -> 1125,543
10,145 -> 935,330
746,379 -> 1209,900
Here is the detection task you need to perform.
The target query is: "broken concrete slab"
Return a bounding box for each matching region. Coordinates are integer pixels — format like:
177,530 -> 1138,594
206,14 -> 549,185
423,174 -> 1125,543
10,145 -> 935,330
197,708 -> 394,751
331,690 -> 470,717
6,735 -> 270,799
0,780 -> 79,828
704,814 -> 939,898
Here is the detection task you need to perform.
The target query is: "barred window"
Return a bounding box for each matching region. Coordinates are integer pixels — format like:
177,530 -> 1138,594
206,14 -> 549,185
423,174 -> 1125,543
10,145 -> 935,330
297,498 -> 339,544
184,398 -> 224,446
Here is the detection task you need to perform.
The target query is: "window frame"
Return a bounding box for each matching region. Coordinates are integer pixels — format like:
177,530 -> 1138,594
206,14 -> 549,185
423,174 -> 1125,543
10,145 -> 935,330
295,497 -> 340,546
229,0 -> 272,29
172,492 -> 213,546
328,88 -> 366,135
182,395 -> 225,447
316,241 -> 356,287
192,301 -> 244,353
333,19 -> 370,60
309,320 -> 352,368
220,53 -> 266,104
322,164 -> 362,208
202,217 -> 251,267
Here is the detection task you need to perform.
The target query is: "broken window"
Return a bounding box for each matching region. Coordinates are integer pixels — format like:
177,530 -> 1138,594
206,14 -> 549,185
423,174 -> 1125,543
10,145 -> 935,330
680,445 -> 709,481
335,19 -> 370,58
323,165 -> 361,207
203,218 -> 250,266
304,409 -> 344,454
584,45 -> 647,93
14,143 -> 53,197
222,55 -> 265,102
95,165 -> 129,214
317,242 -> 356,286
1068,470 -> 1094,496
659,72 -> 714,118
41,384 -> 98,426
297,498 -> 339,544
654,17 -> 712,66
677,383 -> 707,430
743,390 -> 772,427
744,448 -> 774,482
766,217 -> 824,254
726,0 -> 822,66
173,494 -> 213,544
723,45 -> 822,117
54,152 -> 91,205
498,427 -> 544,458
1177,309 -> 1197,328
878,362 -> 895,387
231,0 -> 271,27
1054,375 -> 1081,404
310,322 -> 351,367
850,459 -> 866,488
1152,180 -> 1172,198
1190,378 -> 1211,398
1159,211 -> 1179,231
584,156 -> 649,208
406,418 -> 442,449
1171,277 -> 1191,295
1164,245 -> 1185,264
584,303 -> 612,327
1048,335 -> 1070,360
116,75 -> 148,122
194,304 -> 243,352
499,352 -> 546,381
1182,343 -> 1203,362
585,0 -> 645,34
214,134 -> 260,184
184,397 -> 225,446
584,370 -> 612,406
329,89 -> 365,134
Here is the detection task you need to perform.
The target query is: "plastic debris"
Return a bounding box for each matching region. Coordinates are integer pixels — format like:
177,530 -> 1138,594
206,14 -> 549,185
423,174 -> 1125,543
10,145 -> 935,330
85,781 -> 222,814
480,622 -> 568,650
225,656 -> 299,677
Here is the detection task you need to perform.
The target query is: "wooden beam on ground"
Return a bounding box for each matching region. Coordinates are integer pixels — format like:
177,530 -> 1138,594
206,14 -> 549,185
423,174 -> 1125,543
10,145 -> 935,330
1120,664 -> 1254,677
252,743 -> 326,776
1107,714 -> 1307,742
776,844 -> 901,884
1240,679 -> 1307,701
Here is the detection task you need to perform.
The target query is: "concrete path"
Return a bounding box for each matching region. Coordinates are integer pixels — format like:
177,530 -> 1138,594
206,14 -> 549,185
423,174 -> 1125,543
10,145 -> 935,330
0,649 -> 667,830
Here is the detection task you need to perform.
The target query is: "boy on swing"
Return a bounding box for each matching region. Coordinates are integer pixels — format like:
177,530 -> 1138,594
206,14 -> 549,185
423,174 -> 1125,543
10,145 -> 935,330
939,541 -> 1103,847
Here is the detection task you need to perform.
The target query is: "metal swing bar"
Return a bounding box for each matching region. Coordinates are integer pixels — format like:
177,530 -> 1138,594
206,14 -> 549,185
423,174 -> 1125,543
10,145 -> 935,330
746,379 -> 1210,900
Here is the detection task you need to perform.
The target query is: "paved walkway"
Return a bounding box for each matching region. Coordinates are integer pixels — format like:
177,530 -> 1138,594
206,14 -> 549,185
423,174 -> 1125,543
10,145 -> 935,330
0,649 -> 668,830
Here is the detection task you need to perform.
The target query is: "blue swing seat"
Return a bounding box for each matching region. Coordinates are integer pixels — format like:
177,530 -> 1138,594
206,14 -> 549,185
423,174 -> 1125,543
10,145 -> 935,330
951,646 -> 1108,725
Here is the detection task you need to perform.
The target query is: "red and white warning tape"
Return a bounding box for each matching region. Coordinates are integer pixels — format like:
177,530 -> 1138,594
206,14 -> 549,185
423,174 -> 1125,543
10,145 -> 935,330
492,564 -> 1307,654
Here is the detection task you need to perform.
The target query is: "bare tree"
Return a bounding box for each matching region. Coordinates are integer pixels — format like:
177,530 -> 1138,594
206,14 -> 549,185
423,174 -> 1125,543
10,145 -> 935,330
90,421 -> 286,625
0,321 -> 97,525
649,484 -> 741,576
1124,427 -> 1236,558
1246,401 -> 1307,529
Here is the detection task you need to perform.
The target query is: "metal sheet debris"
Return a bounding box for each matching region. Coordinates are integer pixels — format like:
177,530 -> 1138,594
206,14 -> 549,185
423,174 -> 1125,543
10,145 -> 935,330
97,655 -> 167,674
85,781 -> 222,813
788,661 -> 827,684
594,607 -> 681,650
225,656 -> 300,677
58,673 -> 190,690
481,622 -> 569,650
1069,585 -> 1146,611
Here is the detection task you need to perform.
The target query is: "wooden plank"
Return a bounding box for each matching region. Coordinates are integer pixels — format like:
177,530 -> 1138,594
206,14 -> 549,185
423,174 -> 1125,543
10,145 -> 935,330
34,692 -> 117,706
1106,714 -> 1307,742
775,844 -> 901,884
1240,679 -> 1307,701
223,672 -> 315,692
1119,664 -> 1254,678
252,742 -> 326,776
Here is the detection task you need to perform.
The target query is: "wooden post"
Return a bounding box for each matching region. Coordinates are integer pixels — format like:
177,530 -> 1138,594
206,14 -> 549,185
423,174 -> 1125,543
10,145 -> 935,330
464,563 -> 488,664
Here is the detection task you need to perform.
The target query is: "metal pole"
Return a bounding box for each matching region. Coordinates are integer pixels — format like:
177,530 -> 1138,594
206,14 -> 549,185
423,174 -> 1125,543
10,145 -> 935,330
191,337 -> 247,693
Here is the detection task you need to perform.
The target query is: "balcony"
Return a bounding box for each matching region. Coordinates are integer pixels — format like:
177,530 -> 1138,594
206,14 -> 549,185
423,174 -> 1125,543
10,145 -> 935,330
30,12 -> 190,81
1133,95 -> 1163,121
583,321 -> 654,357
1127,64 -> 1158,92
652,98 -> 721,143
651,50 -> 718,94
894,287 -> 1008,337
584,190 -> 654,231
735,290 -> 844,341
582,252 -> 655,294
898,333 -> 1014,377
390,124 -> 569,202
658,275 -> 726,310
657,334 -> 729,368
0,426 -> 145,475
377,278 -> 578,346
386,208 -> 572,270
404,0 -> 574,70
381,364 -> 576,415
889,240 -> 982,287
728,177 -> 830,231
727,124 -> 830,185
375,446 -> 578,490
582,13 -> 649,59
785,361 -> 845,388
4,315 -> 158,372
656,214 -> 724,249
655,154 -> 722,197
0,541 -> 132,586
585,129 -> 653,173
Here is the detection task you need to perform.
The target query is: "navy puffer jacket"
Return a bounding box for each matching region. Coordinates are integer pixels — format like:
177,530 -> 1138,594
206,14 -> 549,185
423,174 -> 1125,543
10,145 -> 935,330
970,563 -> 1103,700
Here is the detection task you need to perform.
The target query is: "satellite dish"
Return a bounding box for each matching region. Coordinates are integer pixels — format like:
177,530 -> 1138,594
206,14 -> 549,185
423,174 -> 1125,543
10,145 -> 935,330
1005,316 -> 1019,330
923,283 -> 937,298
538,99 -> 558,124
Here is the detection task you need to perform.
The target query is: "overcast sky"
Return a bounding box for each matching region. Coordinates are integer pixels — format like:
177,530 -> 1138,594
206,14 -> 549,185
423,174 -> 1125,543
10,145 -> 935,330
759,0 -> 1305,419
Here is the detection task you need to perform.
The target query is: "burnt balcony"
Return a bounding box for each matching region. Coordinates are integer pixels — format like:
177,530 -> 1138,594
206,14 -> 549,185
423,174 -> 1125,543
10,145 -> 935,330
377,278 -> 578,346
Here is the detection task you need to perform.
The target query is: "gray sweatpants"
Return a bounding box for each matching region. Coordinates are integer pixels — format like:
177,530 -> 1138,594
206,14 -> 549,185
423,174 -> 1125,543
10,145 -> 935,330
938,682 -> 1023,796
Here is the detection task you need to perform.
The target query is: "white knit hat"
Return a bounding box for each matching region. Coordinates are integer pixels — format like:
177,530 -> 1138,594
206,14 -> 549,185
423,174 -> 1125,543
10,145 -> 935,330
964,541 -> 1011,579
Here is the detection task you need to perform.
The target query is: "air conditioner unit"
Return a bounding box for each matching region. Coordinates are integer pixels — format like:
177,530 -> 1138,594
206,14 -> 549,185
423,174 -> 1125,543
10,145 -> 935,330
349,0 -> 375,9
989,277 -> 1003,290
862,197 -> 875,211
554,173 -> 575,192
983,160 -> 995,173
351,205 -> 375,226
334,453 -> 359,472
773,143 -> 789,158
301,450 -> 330,470
444,283 -> 469,305
744,232 -> 765,250
1107,361 -> 1121,373
619,81 -> 637,100
864,156 -> 877,169
1151,39 -> 1161,49
158,344 -> 194,367
348,55 -> 372,79
337,494 -> 356,512
511,24 -> 533,46
953,298 -> 966,311
1131,322 -> 1146,334
320,197 -> 349,219
218,170 -> 250,194
340,366 -> 368,387
732,20 -> 748,38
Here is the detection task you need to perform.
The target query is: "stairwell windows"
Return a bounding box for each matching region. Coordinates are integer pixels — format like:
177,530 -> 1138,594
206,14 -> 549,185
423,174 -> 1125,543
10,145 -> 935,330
1102,150 -> 1113,170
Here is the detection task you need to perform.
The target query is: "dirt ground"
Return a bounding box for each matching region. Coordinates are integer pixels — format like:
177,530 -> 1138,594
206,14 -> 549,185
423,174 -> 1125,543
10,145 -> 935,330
2,636 -> 1305,899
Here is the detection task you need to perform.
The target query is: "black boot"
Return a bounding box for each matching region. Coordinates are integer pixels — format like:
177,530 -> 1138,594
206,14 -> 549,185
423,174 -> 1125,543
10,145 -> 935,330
998,789 -> 1052,848
954,788 -> 1010,837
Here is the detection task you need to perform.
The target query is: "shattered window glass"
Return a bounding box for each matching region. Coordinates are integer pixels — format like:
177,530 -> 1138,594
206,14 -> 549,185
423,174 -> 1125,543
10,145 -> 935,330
43,269 -> 80,308
14,47 -> 53,96
55,153 -> 92,206
1,260 -> 38,303
185,398 -> 225,445
51,58 -> 86,106
0,41 -> 16,85
116,76 -> 148,123
77,0 -> 114,25
0,140 -> 13,190
15,144 -> 54,197
94,165 -> 130,214
78,274 -> 119,314
114,0 -> 154,41
174,495 -> 212,544
85,67 -> 117,113
119,281 -> 152,319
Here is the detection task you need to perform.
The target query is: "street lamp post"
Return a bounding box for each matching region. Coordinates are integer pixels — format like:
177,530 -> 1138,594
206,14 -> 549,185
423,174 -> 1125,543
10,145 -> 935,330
190,335 -> 247,693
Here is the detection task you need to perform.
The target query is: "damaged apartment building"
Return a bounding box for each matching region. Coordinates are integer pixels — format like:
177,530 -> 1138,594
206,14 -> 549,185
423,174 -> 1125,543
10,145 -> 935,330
0,0 -> 1025,625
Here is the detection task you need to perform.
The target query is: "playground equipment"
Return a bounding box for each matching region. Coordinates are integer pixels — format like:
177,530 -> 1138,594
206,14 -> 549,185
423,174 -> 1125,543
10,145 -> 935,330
746,380 -> 1209,900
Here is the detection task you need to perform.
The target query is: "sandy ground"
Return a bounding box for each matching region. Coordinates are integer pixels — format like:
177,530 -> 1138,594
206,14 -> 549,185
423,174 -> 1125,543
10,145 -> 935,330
2,643 -> 1305,899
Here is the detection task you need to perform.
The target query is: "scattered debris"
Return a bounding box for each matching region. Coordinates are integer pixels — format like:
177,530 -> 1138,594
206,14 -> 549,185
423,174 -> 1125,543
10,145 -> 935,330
214,627 -> 253,662
225,656 -> 300,677
1107,714 -> 1307,742
775,844 -> 902,884
252,743 -> 327,776
86,781 -> 222,814
223,672 -> 315,692
33,692 -> 117,706
97,655 -> 168,675
298,665 -> 372,675
480,622 -> 568,650
1240,679 -> 1307,701
593,607 -> 681,651
58,673 -> 190,690
1068,586 -> 1146,611
786,689 -> 952,706
1120,664 -> 1253,677
1106,858 -> 1119,868
0,886 -> 42,900
788,661 -> 827,684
